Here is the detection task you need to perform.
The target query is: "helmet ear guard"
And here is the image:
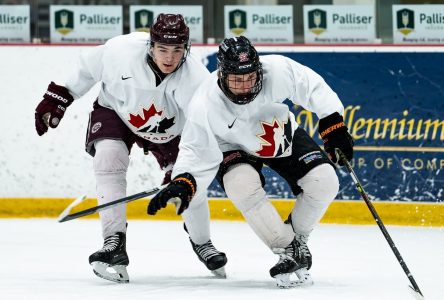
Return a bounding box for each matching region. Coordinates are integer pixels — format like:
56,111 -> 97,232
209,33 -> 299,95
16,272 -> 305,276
148,13 -> 191,71
217,36 -> 263,105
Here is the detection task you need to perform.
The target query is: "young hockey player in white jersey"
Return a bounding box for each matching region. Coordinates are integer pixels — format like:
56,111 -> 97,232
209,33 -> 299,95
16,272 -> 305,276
34,14 -> 227,283
147,36 -> 354,287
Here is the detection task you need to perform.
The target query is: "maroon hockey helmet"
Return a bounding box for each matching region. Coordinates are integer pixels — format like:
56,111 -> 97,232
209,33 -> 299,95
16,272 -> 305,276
148,13 -> 191,72
150,13 -> 190,45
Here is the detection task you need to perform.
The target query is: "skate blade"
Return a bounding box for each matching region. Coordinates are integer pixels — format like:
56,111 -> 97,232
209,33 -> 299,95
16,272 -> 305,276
91,262 -> 129,283
274,268 -> 313,288
293,268 -> 314,286
211,266 -> 227,278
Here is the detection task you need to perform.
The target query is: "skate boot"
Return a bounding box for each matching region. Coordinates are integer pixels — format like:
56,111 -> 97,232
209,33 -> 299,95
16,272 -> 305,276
88,232 -> 129,283
285,214 -> 312,269
183,223 -> 227,278
190,238 -> 228,278
270,238 -> 313,288
295,233 -> 312,270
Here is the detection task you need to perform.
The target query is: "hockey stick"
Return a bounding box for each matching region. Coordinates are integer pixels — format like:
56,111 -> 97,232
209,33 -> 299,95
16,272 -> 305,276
335,149 -> 424,299
58,186 -> 162,223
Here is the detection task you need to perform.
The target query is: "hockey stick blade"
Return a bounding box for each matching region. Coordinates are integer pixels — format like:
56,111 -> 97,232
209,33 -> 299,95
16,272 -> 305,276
58,187 -> 162,223
335,148 -> 424,299
57,195 -> 87,222
409,285 -> 425,300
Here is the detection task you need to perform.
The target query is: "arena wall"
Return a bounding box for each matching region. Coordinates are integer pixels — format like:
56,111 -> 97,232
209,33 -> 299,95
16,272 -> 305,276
1,45 -> 442,225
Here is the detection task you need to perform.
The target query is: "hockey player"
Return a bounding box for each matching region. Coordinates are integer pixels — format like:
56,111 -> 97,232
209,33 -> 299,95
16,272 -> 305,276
147,36 -> 353,287
34,14 -> 227,283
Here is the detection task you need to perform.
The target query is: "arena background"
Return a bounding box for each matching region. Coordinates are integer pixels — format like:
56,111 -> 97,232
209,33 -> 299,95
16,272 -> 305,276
0,45 -> 443,226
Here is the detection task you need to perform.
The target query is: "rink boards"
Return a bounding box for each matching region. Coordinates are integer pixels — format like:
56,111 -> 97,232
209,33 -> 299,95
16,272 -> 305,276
1,198 -> 443,226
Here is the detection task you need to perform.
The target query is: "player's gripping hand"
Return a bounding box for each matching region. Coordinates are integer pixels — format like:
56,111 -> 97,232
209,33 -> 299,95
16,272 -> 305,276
148,173 -> 197,216
35,82 -> 74,136
318,112 -> 354,165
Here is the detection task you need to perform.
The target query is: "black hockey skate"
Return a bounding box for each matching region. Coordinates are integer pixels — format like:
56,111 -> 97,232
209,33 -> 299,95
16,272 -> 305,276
295,233 -> 312,269
184,223 -> 227,278
88,232 -> 129,283
190,238 -> 228,278
285,214 -> 312,269
270,238 -> 313,288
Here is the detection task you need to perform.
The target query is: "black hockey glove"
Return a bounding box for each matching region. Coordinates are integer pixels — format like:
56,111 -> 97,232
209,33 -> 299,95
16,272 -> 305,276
147,172 -> 197,216
35,82 -> 74,136
318,112 -> 354,166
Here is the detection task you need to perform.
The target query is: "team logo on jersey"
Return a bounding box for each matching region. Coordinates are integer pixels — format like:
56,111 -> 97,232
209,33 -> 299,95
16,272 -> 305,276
229,9 -> 247,35
128,103 -> 175,134
255,115 -> 293,157
91,122 -> 102,134
396,9 -> 414,35
134,9 -> 153,33
54,9 -> 74,35
308,9 -> 327,35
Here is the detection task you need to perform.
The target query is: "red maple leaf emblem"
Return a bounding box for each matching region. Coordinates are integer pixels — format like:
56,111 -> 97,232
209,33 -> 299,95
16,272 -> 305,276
239,52 -> 249,62
128,104 -> 162,128
256,119 -> 280,157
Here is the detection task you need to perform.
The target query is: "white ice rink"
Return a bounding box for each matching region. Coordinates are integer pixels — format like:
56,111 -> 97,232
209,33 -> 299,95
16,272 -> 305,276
1,219 -> 442,300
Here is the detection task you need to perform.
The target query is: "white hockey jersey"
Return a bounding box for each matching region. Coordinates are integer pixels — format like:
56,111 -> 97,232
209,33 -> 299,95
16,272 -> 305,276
172,54 -> 344,196
64,32 -> 209,143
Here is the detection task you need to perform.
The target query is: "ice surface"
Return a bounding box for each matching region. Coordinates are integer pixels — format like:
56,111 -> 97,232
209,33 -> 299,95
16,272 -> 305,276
0,219 -> 442,300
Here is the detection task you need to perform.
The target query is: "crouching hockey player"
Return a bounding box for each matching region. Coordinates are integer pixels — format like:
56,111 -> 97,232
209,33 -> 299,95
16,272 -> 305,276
146,36 -> 353,287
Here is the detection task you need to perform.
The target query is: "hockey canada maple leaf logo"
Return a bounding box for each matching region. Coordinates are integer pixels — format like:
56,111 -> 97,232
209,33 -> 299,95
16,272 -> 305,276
128,103 -> 175,134
256,115 -> 293,157
239,52 -> 249,62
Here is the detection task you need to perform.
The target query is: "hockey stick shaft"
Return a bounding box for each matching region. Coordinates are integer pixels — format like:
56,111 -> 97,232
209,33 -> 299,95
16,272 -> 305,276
335,149 -> 424,298
58,187 -> 161,223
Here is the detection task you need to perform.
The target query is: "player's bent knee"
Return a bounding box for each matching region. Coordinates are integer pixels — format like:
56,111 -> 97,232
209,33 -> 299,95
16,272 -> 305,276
93,139 -> 129,174
299,163 -> 339,202
223,163 -> 266,211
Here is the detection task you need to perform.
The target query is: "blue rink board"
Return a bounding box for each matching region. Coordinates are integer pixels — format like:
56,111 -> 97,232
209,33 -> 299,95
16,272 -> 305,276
204,51 -> 444,202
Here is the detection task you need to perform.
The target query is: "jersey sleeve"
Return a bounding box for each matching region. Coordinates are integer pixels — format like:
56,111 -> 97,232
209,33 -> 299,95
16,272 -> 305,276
286,57 -> 344,118
64,45 -> 105,99
172,95 -> 223,198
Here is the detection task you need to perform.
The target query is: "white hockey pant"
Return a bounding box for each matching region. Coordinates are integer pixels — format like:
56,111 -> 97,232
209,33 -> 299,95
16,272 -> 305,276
290,163 -> 339,237
93,139 -> 129,238
223,164 -> 294,250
